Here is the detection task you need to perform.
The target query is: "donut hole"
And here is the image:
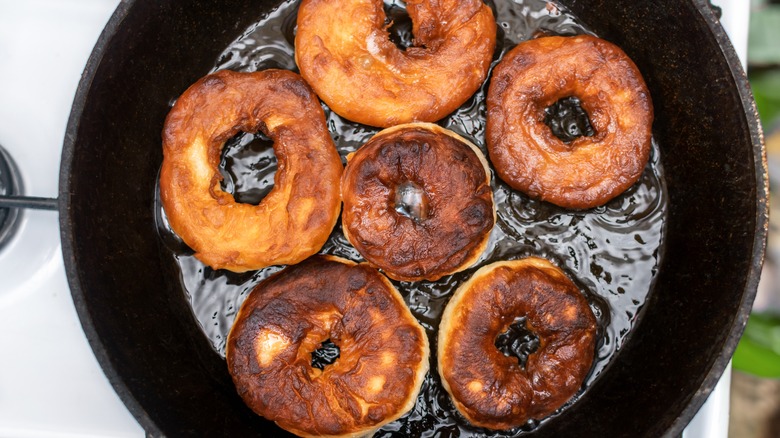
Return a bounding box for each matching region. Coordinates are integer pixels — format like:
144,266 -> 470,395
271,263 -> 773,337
543,96 -> 595,144
394,181 -> 430,222
310,338 -> 341,371
383,0 -> 416,50
219,131 -> 277,205
494,316 -> 540,368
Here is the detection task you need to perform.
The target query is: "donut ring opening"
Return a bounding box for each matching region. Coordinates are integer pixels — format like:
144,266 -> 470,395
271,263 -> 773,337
486,35 -> 654,209
217,131 -> 278,205
543,96 -> 596,144
160,69 -> 343,272
295,0 -> 497,127
226,255 -> 429,438
438,257 -> 598,430
494,315 -> 540,369
341,122 -> 495,282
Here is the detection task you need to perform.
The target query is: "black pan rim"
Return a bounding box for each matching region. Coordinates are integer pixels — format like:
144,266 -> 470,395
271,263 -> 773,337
661,0 -> 768,435
57,1 -> 161,435
58,0 -> 769,436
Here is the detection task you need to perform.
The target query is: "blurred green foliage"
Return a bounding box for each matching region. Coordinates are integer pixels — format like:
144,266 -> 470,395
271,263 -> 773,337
748,0 -> 780,126
734,314 -> 780,377
750,70 -> 780,126
748,3 -> 780,67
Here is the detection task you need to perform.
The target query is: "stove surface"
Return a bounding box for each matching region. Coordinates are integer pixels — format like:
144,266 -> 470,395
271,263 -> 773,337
0,1 -> 141,436
0,0 -> 746,436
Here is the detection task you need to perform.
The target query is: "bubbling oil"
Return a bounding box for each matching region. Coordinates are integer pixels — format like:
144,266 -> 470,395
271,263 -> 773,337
154,0 -> 667,435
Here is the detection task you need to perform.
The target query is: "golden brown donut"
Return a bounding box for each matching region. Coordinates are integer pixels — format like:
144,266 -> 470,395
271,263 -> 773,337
486,35 -> 654,209
160,69 -> 342,272
295,0 -> 496,127
438,257 -> 597,430
226,255 -> 429,437
341,123 -> 495,282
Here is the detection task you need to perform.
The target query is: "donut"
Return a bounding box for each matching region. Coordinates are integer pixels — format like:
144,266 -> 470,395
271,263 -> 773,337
438,257 -> 597,430
295,0 -> 497,127
226,255 -> 429,437
486,35 -> 654,209
160,69 -> 342,272
341,123 -> 495,282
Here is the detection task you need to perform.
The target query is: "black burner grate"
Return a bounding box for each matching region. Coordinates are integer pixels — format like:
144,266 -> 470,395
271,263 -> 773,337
0,145 -> 24,251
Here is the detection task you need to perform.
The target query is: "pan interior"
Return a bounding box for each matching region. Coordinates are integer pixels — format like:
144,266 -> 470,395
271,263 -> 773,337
154,1 -> 665,434
61,0 -> 763,436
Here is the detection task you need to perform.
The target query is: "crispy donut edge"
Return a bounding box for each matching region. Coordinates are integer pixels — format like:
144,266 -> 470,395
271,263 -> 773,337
225,255 -> 430,437
160,69 -> 343,272
486,35 -> 654,209
437,257 -> 596,430
341,122 -> 496,282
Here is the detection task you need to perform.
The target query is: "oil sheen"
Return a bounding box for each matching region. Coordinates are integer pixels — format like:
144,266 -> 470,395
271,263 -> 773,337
155,0 -> 667,435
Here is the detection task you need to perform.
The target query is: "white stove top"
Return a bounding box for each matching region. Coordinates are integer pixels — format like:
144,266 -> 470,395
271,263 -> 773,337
0,1 -> 141,436
0,0 -> 747,436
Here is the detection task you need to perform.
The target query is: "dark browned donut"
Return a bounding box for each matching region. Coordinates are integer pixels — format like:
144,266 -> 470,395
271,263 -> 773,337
295,0 -> 496,127
341,123 -> 495,282
160,69 -> 343,272
226,255 -> 429,437
438,257 -> 597,430
486,35 -> 653,209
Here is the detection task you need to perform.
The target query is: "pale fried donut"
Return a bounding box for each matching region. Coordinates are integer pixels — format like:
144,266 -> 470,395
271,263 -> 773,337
295,0 -> 497,127
226,255 -> 429,437
160,69 -> 342,272
487,35 -> 653,209
438,257 -> 597,430
341,123 -> 495,282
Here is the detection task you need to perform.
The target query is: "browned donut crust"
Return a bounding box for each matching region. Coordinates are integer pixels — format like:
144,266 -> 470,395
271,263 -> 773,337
341,123 -> 495,282
160,69 -> 343,272
295,0 -> 496,128
486,35 -> 653,209
438,257 -> 597,430
226,255 -> 429,437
